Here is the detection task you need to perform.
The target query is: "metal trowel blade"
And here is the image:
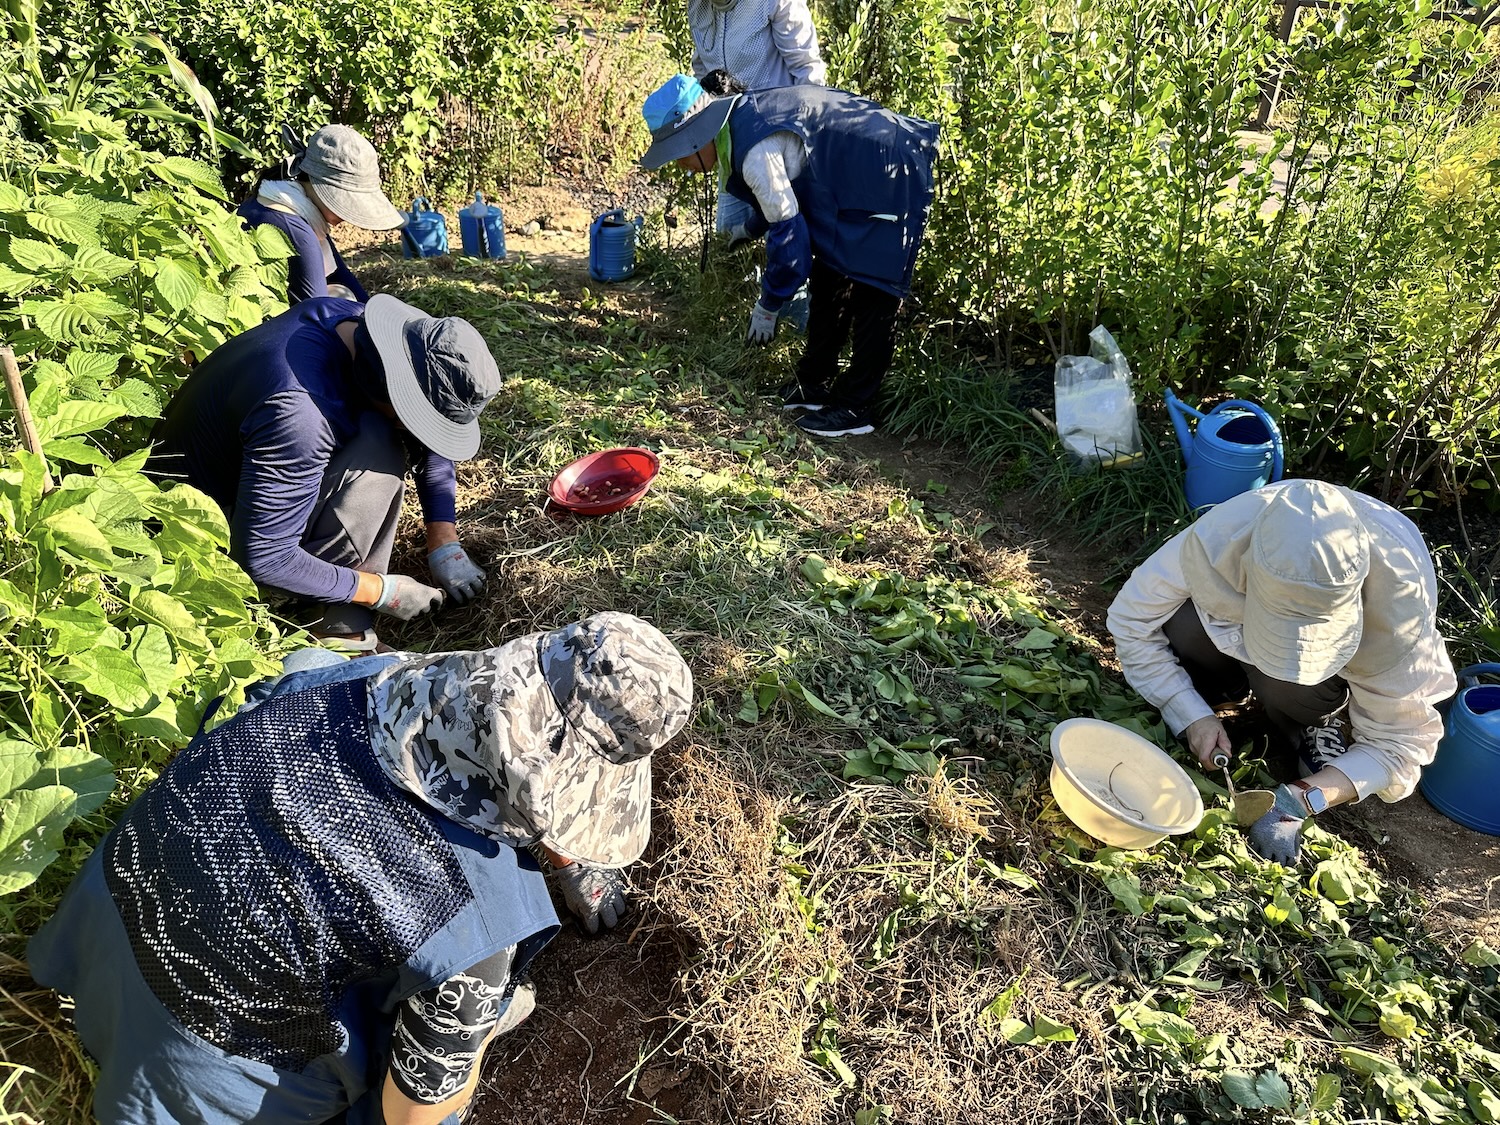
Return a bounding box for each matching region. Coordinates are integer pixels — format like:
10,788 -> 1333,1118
1233,789 -> 1276,826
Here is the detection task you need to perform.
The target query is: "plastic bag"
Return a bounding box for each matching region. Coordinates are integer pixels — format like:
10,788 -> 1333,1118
1053,325 -> 1141,468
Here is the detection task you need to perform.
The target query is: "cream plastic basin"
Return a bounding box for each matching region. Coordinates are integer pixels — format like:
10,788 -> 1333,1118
1048,718 -> 1204,849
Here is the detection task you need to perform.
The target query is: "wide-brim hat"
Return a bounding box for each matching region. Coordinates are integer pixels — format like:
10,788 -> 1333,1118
364,294 -> 501,462
639,74 -> 739,170
366,612 -> 695,868
294,124 -> 407,230
1239,481 -> 1370,685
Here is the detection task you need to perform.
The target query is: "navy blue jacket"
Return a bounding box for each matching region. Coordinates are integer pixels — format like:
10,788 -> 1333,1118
239,197 -> 370,306
149,299 -> 458,603
725,86 -> 940,299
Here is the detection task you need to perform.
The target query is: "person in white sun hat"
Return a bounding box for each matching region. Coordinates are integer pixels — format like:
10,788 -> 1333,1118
1108,479 -> 1456,864
149,292 -> 500,652
29,611 -> 694,1125
240,124 -> 407,305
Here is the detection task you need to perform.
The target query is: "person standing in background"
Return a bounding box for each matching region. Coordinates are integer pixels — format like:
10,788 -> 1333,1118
687,0 -> 826,238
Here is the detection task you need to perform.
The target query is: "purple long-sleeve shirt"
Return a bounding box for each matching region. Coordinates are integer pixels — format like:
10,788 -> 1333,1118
150,299 -> 456,603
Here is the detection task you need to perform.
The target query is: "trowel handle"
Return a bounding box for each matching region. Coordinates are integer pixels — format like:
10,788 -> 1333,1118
1211,752 -> 1230,768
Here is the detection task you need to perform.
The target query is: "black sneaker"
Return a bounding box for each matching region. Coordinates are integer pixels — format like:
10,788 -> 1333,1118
777,380 -> 827,411
797,406 -> 875,437
1297,723 -> 1349,775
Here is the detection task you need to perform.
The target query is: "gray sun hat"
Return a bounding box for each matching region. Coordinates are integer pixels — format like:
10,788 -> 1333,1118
365,611 -> 695,868
289,124 -> 406,231
364,293 -> 502,461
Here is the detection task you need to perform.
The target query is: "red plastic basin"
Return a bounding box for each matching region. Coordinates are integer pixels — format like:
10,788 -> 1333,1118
548,447 -> 660,515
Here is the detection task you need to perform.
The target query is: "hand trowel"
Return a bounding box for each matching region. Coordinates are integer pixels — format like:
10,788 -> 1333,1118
1211,753 -> 1275,826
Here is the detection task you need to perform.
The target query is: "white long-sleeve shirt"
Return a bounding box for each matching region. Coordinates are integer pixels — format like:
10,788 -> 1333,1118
689,0 -> 826,91
1106,483 -> 1456,803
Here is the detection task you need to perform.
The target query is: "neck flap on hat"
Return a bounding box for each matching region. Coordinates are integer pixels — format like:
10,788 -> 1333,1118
364,640 -> 559,845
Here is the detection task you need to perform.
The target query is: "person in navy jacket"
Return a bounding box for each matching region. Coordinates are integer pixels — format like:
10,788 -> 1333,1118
239,125 -> 406,306
149,294 -> 498,651
640,72 -> 939,438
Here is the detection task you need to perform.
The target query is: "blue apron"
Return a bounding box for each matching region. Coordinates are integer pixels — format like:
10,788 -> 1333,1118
29,677 -> 558,1124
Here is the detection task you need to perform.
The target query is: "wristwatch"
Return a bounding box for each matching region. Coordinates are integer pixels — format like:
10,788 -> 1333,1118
1290,779 -> 1329,817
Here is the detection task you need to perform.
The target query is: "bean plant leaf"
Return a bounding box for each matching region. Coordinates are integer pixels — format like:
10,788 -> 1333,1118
34,399 -> 128,441
55,647 -> 154,712
1462,941 -> 1500,968
980,974 -> 1027,1026
1013,626 -> 1058,651
1378,1008 -> 1417,1039
0,785 -> 76,895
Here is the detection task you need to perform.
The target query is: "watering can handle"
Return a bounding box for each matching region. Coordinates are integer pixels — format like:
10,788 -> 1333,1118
1211,399 -> 1284,483
1459,663 -> 1500,689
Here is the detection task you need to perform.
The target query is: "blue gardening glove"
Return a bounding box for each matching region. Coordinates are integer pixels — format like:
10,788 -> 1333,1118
427,541 -> 486,603
373,573 -> 445,621
554,863 -> 628,935
746,301 -> 779,344
1248,785 -> 1312,865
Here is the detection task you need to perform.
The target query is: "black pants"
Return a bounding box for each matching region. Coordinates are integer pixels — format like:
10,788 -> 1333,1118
1163,601 -> 1348,750
795,257 -> 902,413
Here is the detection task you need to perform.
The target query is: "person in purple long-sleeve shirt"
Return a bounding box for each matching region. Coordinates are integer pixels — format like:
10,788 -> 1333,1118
150,294 -> 501,650
238,125 -> 406,306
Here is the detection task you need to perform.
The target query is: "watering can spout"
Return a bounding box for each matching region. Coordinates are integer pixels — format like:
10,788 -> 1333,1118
1163,388 -> 1199,465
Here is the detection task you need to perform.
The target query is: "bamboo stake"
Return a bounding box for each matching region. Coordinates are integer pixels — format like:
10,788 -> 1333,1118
0,344 -> 55,494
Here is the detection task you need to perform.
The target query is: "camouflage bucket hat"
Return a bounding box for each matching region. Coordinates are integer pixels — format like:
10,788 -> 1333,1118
365,611 -> 693,868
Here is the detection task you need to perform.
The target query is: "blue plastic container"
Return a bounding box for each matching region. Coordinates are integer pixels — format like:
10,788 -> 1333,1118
458,191 -> 506,260
589,209 -> 643,282
1421,663 -> 1500,835
1164,390 -> 1284,513
401,198 -> 448,259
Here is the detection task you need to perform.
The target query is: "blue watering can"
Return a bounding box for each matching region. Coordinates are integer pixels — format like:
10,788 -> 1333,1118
401,198 -> 448,259
1421,664 -> 1500,835
589,209 -> 643,282
458,191 -> 506,260
1164,389 -> 1284,513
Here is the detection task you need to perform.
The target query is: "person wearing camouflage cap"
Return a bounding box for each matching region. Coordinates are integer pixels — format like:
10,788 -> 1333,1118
28,612 -> 693,1125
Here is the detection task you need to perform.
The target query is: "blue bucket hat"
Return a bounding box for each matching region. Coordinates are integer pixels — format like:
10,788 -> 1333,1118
639,74 -> 739,171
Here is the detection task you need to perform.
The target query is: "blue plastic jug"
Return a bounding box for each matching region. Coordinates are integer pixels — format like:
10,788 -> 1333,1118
1421,664 -> 1500,835
401,198 -> 448,259
1164,389 -> 1284,513
458,191 -> 506,260
589,210 -> 643,282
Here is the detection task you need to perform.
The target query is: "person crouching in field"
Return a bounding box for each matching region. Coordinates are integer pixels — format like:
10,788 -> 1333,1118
148,294 -> 497,653
29,612 -> 694,1125
1107,479 -> 1456,864
640,72 -> 939,439
240,125 -> 406,306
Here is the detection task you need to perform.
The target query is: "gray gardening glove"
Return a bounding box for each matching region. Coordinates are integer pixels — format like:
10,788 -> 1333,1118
373,573 -> 445,620
427,541 -> 486,603
1247,785 -> 1311,865
726,222 -> 754,250
555,863 -> 628,935
746,301 -> 779,344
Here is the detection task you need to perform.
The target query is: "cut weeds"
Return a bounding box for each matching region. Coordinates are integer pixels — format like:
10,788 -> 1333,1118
6,245 -> 1499,1124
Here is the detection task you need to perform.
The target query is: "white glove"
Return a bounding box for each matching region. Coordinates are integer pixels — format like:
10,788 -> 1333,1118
746,301 -> 779,344
554,863 -> 628,934
726,222 -> 754,249
427,541 -> 486,603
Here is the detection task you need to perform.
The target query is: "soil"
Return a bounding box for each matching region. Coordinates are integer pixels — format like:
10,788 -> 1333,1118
346,176 -> 1500,1123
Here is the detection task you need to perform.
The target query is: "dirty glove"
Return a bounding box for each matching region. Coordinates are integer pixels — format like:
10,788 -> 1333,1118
427,541 -> 486,603
746,301 -> 779,344
555,863 -> 627,935
372,573 -> 445,620
1247,785 -> 1312,865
